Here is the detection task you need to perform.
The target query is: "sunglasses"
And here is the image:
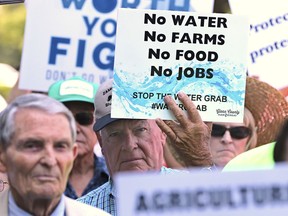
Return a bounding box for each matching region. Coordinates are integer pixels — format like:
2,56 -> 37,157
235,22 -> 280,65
74,112 -> 94,126
211,124 -> 252,139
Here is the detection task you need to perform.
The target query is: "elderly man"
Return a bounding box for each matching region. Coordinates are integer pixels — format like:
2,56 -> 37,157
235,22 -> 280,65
48,77 -> 109,199
0,94 -> 110,216
77,79 -> 213,215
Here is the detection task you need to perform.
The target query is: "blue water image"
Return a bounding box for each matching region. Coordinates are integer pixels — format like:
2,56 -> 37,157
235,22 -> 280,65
113,61 -> 246,117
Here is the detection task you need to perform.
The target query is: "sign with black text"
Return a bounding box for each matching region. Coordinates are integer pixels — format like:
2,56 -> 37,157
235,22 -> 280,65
229,0 -> 288,90
19,0 -> 213,91
112,9 -> 249,122
115,164 -> 288,216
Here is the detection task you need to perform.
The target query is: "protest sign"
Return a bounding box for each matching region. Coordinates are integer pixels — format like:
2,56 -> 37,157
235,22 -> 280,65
19,0 -> 213,92
0,0 -> 24,4
229,0 -> 288,90
115,164 -> 288,216
111,8 -> 249,122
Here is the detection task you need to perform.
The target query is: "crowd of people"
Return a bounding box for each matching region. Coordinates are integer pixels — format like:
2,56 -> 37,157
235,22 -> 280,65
0,73 -> 288,215
1,0 -> 288,214
48,77 -> 109,199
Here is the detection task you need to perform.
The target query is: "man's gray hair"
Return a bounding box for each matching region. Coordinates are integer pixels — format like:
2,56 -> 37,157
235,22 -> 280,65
0,93 -> 77,149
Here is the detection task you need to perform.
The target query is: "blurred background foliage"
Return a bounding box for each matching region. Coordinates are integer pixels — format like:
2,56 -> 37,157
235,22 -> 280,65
0,3 -> 26,69
0,0 -> 230,70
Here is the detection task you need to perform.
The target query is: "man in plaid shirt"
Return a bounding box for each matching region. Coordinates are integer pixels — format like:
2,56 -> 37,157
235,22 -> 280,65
78,79 -> 213,215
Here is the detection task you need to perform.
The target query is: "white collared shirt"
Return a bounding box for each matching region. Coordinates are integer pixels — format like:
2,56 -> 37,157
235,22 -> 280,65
8,191 -> 66,216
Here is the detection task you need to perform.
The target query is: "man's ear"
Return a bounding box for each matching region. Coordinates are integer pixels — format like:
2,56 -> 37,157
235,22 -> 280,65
96,132 -> 103,148
72,143 -> 78,160
0,149 -> 7,173
96,132 -> 105,155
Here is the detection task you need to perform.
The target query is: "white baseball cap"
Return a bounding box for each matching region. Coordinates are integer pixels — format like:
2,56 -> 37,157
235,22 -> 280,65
93,79 -> 120,131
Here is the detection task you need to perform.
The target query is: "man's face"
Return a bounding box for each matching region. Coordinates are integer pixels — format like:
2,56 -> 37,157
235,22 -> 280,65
0,108 -> 77,204
98,119 -> 166,177
64,101 -> 96,158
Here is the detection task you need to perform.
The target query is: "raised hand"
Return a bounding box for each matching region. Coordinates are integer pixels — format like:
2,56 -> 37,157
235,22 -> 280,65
156,92 -> 213,167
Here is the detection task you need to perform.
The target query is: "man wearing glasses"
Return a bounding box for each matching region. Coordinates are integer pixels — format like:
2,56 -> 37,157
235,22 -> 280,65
48,77 -> 109,199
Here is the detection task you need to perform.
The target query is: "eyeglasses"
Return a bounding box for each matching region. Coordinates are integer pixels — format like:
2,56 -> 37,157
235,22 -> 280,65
211,124 -> 252,139
0,179 -> 8,192
74,112 -> 94,126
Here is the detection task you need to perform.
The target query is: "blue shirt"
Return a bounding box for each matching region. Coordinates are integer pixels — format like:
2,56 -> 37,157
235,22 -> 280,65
65,155 -> 109,199
77,166 -> 178,216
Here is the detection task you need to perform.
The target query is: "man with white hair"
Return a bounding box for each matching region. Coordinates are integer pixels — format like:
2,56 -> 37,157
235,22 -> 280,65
0,93 -> 110,216
78,79 -> 213,215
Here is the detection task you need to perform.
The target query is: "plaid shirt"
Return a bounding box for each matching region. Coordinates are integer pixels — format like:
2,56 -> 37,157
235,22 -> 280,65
77,166 -> 177,216
65,155 -> 109,199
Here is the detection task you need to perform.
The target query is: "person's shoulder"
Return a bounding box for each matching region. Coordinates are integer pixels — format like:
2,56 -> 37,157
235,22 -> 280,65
65,196 -> 111,216
77,181 -> 111,203
222,142 -> 276,172
94,155 -> 109,174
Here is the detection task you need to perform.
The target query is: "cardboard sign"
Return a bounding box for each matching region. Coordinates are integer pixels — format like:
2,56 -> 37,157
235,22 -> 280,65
115,164 -> 288,216
111,8 -> 249,122
229,0 -> 288,90
19,0 -> 213,92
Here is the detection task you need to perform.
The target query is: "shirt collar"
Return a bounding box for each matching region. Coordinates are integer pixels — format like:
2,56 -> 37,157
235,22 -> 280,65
109,178 -> 117,197
8,191 -> 66,216
108,167 -> 166,198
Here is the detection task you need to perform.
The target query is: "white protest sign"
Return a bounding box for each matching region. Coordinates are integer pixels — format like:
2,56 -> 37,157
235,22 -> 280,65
111,8 -> 249,122
115,164 -> 288,216
229,0 -> 288,90
19,0 -> 213,92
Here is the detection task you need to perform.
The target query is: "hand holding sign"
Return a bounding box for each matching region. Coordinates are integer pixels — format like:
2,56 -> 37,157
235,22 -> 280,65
156,91 -> 213,167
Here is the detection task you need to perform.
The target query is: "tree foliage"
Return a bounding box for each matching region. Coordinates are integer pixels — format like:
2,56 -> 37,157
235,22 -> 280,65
0,4 -> 26,69
0,1 -> 230,70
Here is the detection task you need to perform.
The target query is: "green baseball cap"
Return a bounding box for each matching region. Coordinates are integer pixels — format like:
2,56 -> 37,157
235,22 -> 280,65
48,76 -> 99,104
